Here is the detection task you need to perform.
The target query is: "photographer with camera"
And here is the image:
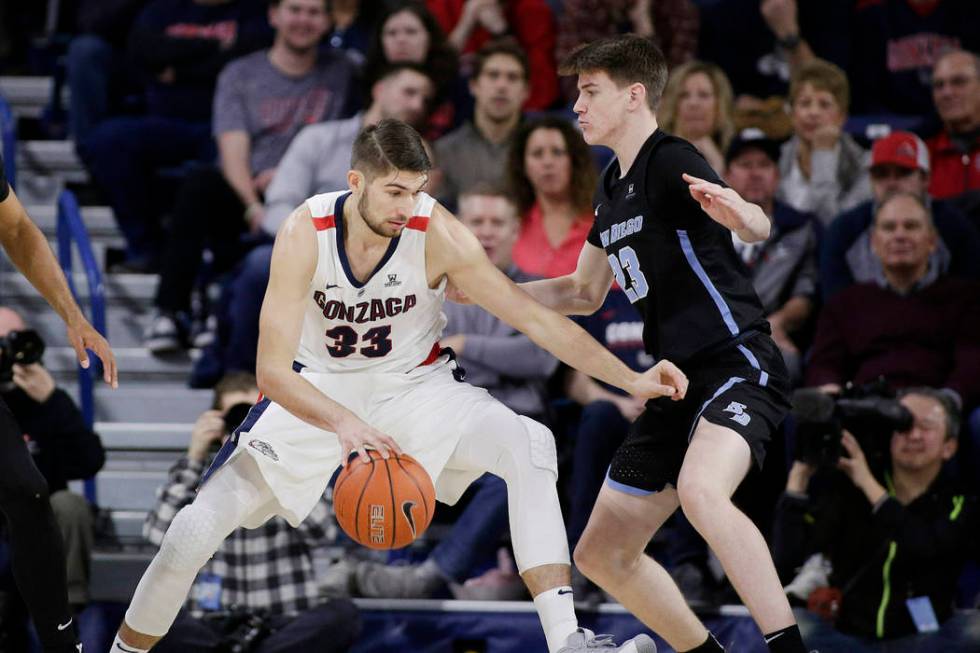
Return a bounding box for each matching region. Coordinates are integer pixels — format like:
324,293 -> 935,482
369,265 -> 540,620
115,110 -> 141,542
147,372 -> 360,653
0,307 -> 105,648
773,387 -> 980,652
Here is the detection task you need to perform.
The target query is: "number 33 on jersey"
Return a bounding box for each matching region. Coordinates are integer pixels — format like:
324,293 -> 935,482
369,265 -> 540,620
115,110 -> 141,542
294,190 -> 447,374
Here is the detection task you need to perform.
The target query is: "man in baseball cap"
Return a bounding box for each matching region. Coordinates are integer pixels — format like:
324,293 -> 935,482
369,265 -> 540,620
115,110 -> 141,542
820,130 -> 980,298
724,128 -> 819,384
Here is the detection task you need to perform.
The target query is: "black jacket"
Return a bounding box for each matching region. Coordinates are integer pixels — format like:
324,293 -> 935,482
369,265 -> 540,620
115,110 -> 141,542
773,469 -> 980,639
1,387 -> 105,494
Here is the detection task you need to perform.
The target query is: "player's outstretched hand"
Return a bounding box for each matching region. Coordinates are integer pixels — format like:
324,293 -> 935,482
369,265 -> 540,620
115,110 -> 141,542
66,316 -> 118,388
682,173 -> 748,232
335,412 -> 403,466
629,360 -> 688,401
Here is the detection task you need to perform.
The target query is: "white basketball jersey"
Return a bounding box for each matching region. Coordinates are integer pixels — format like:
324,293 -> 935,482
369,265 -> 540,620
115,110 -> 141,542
294,190 -> 447,373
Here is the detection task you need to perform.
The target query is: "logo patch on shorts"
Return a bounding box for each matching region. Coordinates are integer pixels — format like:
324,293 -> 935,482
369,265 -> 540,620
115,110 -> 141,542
248,439 -> 279,461
723,401 -> 751,426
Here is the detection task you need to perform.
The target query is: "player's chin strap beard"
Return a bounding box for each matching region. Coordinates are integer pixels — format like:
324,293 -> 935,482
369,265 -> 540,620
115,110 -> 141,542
440,346 -> 467,382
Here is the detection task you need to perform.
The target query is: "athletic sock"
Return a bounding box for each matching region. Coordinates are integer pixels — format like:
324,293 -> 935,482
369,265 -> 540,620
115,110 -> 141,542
110,635 -> 149,653
763,624 -> 807,653
681,632 -> 725,652
532,585 -> 579,653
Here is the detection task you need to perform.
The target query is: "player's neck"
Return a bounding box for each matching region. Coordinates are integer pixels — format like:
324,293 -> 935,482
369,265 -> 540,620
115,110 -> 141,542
611,114 -> 659,178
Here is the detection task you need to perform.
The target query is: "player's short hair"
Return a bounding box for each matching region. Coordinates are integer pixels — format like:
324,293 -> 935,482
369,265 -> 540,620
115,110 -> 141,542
789,58 -> 850,113
897,387 -> 961,440
351,119 -> 431,180
558,35 -> 668,111
472,37 -> 530,82
212,372 -> 258,409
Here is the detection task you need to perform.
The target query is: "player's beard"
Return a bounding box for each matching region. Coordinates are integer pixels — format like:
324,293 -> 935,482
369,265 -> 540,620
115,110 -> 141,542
358,191 -> 396,238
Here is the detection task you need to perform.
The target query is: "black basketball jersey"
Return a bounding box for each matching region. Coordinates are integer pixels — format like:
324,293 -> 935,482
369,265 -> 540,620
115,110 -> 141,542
587,130 -> 769,365
0,151 -> 8,203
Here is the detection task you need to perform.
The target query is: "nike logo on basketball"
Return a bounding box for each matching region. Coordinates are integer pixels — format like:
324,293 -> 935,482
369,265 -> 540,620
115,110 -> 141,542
57,618 -> 72,631
401,500 -> 418,538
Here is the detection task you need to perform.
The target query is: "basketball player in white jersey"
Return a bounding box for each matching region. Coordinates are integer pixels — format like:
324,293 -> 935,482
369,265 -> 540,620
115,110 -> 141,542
112,120 -> 686,653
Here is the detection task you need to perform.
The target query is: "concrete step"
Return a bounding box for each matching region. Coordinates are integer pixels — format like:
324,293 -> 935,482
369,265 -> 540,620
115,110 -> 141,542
47,345 -> 195,382
67,385 -> 213,423
90,551 -> 152,602
6,301 -> 149,348
26,203 -> 119,238
0,269 -> 158,303
84,469 -> 167,511
102,510 -> 150,541
18,139 -> 86,176
0,75 -> 67,119
96,422 -> 193,451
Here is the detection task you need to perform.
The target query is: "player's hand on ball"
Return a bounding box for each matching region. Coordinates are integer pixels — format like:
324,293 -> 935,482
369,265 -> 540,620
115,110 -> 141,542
682,173 -> 748,232
629,360 -> 688,401
336,412 -> 403,466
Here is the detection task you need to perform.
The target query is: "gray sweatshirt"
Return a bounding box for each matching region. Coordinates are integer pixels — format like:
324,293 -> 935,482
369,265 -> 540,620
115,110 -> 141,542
261,113 -> 363,234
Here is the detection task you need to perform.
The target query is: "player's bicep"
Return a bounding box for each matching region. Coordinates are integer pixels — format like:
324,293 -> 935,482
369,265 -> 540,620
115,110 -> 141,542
257,208 -> 316,372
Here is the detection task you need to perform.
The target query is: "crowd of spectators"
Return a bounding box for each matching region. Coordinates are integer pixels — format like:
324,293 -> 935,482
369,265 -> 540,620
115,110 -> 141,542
4,0 -> 980,650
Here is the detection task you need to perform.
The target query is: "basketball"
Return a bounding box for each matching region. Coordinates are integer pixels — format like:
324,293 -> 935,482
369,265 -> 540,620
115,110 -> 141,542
333,450 -> 436,550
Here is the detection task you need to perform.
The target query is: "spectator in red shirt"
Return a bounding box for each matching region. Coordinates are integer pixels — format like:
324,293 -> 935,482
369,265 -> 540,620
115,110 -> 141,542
507,116 -> 597,278
927,49 -> 980,200
427,0 -> 557,110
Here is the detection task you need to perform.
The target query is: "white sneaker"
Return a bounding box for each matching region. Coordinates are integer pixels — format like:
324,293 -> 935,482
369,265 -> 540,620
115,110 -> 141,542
557,628 -> 657,652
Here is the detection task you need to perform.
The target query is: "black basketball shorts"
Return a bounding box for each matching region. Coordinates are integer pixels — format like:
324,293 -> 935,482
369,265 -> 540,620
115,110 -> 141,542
607,332 -> 791,495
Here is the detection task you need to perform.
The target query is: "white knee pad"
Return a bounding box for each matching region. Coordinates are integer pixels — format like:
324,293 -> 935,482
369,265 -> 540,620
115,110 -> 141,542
157,504 -> 224,572
500,417 -> 569,572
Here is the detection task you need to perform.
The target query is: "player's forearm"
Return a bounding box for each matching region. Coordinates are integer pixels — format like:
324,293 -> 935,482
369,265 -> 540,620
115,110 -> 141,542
520,276 -> 601,315
257,365 -> 353,433
523,311 -> 639,393
0,205 -> 86,326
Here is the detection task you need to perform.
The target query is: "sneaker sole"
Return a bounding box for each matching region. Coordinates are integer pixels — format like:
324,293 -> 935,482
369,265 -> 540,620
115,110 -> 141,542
622,634 -> 657,653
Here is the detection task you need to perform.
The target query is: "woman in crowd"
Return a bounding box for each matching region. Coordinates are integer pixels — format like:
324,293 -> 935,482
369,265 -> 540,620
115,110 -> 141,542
363,1 -> 459,139
657,60 -> 735,172
507,116 -> 597,279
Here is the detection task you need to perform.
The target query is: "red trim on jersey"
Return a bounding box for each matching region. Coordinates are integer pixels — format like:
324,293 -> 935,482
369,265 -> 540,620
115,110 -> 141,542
407,216 -> 429,231
419,341 -> 442,366
256,392 -> 264,403
312,215 -> 336,231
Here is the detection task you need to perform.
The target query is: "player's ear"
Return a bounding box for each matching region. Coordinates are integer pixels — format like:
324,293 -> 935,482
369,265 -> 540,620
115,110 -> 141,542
627,82 -> 647,111
347,170 -> 364,194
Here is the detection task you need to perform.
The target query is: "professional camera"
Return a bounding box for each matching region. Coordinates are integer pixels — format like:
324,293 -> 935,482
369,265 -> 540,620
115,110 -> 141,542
791,380 -> 914,467
0,329 -> 45,384
223,402 -> 253,435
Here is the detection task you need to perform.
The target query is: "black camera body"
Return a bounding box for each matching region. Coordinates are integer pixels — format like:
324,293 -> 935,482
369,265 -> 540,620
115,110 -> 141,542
792,381 -> 914,467
0,329 -> 45,384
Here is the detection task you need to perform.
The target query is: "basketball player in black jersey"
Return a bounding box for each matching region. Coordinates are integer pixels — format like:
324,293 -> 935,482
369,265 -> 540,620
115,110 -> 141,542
520,36 -> 807,653
0,152 -> 117,652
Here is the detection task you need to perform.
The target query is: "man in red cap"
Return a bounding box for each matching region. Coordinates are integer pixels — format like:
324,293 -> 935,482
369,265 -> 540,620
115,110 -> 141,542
819,130 -> 980,298
927,50 -> 980,200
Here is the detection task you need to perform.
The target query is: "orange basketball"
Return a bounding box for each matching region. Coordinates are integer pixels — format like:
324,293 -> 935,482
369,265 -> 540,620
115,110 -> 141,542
333,450 -> 436,550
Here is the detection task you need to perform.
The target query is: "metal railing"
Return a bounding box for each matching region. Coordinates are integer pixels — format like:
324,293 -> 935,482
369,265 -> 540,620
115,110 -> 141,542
56,188 -> 107,503
0,92 -> 16,189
